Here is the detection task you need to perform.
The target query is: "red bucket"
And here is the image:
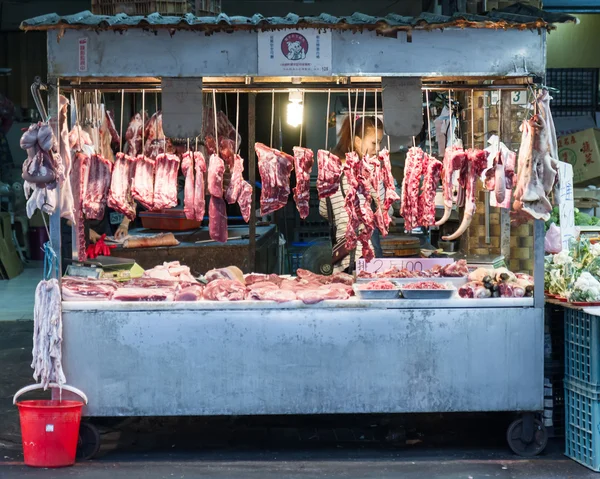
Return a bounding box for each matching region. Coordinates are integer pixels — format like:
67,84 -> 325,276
13,384 -> 88,468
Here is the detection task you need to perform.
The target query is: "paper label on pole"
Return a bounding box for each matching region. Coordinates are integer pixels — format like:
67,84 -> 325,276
558,161 -> 576,251
78,38 -> 88,72
356,258 -> 454,274
46,424 -> 54,432
258,30 -> 332,76
511,91 -> 527,105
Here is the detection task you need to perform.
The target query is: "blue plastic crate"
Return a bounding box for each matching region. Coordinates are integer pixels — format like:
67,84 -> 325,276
565,309 -> 600,386
565,378 -> 600,471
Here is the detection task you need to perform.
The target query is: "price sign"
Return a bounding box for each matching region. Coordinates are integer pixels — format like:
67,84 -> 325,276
356,258 -> 454,274
558,161 -> 576,251
511,91 -> 527,105
78,38 -> 88,72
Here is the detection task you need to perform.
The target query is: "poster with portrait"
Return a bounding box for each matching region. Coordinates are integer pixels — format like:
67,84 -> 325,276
258,30 -> 332,76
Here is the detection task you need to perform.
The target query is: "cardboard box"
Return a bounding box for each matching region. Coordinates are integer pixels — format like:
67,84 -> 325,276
558,128 -> 600,186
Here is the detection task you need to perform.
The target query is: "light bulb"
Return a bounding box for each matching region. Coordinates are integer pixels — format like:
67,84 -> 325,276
287,101 -> 303,127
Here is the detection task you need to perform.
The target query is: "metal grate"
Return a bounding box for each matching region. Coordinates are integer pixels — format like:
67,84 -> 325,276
546,68 -> 599,117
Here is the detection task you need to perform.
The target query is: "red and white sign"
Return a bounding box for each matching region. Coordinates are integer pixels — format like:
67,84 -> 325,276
356,258 -> 454,274
78,38 -> 88,72
258,30 -> 332,76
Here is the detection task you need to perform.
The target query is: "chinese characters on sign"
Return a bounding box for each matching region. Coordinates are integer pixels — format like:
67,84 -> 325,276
258,30 -> 332,76
78,38 -> 88,72
558,161 -> 576,251
356,258 -> 454,274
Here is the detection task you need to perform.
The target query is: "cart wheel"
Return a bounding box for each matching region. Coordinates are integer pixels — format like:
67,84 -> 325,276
77,422 -> 101,461
506,417 -> 548,457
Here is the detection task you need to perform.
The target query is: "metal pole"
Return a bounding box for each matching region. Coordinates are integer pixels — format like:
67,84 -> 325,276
248,93 -> 257,273
48,76 -> 62,279
499,90 -> 512,260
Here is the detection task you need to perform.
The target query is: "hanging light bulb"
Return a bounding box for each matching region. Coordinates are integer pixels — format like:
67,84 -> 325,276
287,90 -> 303,127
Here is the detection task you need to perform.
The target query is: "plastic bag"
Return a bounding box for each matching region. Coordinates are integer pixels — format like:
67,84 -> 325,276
545,223 -> 562,254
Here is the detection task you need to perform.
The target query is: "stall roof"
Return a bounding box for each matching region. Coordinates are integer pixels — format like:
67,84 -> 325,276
21,4 -> 576,34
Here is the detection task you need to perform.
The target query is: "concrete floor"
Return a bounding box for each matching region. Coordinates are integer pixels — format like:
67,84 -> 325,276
0,447 -> 597,478
0,261 -> 42,321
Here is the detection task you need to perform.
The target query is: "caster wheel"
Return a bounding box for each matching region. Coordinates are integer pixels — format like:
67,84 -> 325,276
77,422 -> 101,461
506,417 -> 548,457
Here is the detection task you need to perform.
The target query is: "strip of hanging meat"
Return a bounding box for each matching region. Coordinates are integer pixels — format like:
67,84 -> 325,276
107,152 -> 136,220
292,146 -> 315,219
436,146 -> 467,226
207,154 -> 225,198
152,153 -> 180,211
379,148 -> 400,226
238,180 -> 253,223
401,147 -> 425,231
71,151 -> 91,260
316,150 -> 341,199
181,151 -> 196,220
419,155 -> 443,227
83,154 -> 113,220
224,154 -> 244,204
124,112 -> 145,157
442,149 -> 488,241
255,142 -> 295,216
193,151 -> 207,222
131,155 -> 155,210
209,195 -> 228,243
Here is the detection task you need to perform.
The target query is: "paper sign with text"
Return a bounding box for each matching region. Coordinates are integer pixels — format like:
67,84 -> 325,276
258,30 -> 332,76
78,38 -> 88,72
356,258 -> 454,274
558,161 -> 576,251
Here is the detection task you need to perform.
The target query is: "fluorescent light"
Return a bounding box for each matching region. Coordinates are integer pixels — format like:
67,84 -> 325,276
287,90 -> 303,127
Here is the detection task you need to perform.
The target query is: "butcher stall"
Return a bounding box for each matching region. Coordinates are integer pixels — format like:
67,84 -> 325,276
19,5 -> 574,459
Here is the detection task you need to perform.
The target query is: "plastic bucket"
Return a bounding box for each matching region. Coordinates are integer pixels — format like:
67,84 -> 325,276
13,384 -> 88,468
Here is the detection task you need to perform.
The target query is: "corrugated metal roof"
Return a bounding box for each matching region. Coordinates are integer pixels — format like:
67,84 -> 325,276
20,5 -> 576,34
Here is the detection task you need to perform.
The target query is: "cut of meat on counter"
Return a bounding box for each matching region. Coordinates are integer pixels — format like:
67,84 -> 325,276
143,261 -> 197,282
203,279 -> 247,301
205,266 -> 245,283
152,153 -> 180,211
107,152 -> 136,220
513,90 -> 558,223
112,287 -> 175,302
174,284 -> 204,301
402,281 -> 449,290
316,150 -> 341,199
442,149 -> 489,241
292,146 -> 315,219
362,280 -> 397,290
123,232 -> 179,249
255,143 -> 295,215
463,267 -> 532,298
401,147 -> 442,231
61,277 -> 118,301
83,154 -> 113,220
458,282 -> 492,299
436,146 -> 467,227
131,155 -> 156,210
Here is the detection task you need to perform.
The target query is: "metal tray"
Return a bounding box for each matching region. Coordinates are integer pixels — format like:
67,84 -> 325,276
356,277 -> 467,288
400,288 -> 455,299
352,285 -> 401,300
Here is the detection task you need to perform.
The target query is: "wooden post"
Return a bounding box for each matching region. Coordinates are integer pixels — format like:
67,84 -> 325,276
248,93 -> 256,272
499,89 -> 512,260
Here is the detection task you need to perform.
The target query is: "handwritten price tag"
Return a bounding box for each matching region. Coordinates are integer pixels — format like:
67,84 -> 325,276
356,258 -> 454,274
558,161 -> 576,251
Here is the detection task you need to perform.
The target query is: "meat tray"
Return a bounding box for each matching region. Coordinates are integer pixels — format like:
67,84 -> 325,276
400,288 -> 455,299
356,277 -> 467,288
352,285 -> 402,300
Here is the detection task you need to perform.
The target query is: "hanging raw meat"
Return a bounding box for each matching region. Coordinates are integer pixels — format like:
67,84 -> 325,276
193,151 -> 207,222
442,149 -> 488,241
436,146 -> 467,227
255,143 -> 295,216
181,151 -> 196,220
224,154 -> 244,204
419,156 -> 443,227
400,147 -> 425,231
124,113 -> 145,157
379,148 -> 400,226
107,152 -> 136,220
57,95 -> 75,224
292,146 -> 314,219
512,91 -> 558,222
237,181 -> 253,223
131,155 -> 155,210
71,151 -> 91,259
207,154 -> 225,198
316,150 -> 341,199
83,154 -> 113,220
152,153 -> 180,211
209,195 -> 228,243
